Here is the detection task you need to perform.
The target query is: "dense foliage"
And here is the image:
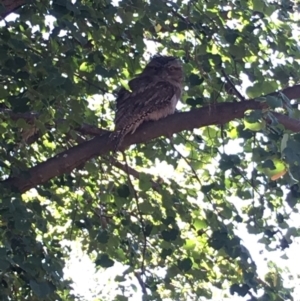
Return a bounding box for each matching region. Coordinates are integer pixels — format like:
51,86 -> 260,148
0,0 -> 300,300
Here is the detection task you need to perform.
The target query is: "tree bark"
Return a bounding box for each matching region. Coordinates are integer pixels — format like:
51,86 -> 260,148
2,84 -> 300,194
1,100 -> 274,193
0,0 -> 26,18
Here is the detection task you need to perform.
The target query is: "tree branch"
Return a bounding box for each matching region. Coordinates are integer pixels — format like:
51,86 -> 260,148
0,0 -> 26,18
268,84 -> 300,100
112,161 -> 162,192
0,108 -> 109,137
221,69 -> 245,101
0,100 -> 265,192
2,84 -> 300,193
271,112 -> 300,132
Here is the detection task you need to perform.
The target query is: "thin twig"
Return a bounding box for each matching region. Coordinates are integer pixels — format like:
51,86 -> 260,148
113,161 -> 162,192
215,148 -> 264,198
0,108 -> 110,144
162,0 -> 208,39
74,72 -> 110,95
169,141 -> 223,217
169,141 -> 203,187
134,272 -> 148,296
76,124 -> 110,136
221,69 -> 245,101
121,152 -> 147,291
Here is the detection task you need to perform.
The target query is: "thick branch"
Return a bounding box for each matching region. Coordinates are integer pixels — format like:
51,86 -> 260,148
271,112 -> 300,132
0,100 -> 264,192
3,83 -> 300,139
0,0 -> 26,18
268,85 -> 300,100
2,84 -> 300,193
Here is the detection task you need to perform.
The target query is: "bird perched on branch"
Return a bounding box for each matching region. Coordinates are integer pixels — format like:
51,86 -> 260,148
110,55 -> 184,151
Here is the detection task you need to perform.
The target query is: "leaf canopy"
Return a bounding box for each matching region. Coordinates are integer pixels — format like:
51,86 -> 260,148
0,0 -> 299,300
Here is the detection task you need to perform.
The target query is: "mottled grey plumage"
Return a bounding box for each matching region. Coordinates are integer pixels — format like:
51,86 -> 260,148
111,55 -> 184,151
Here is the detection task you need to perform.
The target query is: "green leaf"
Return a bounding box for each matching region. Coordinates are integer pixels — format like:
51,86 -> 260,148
193,218 -> 207,230
266,95 -> 282,109
285,192 -> 298,208
29,280 -> 53,298
230,283 -> 250,297
210,230 -> 228,250
252,0 -> 265,12
139,173 -> 152,191
97,230 -> 109,244
66,1 -> 81,14
161,248 -> 173,259
161,229 -> 179,241
162,216 -> 175,226
15,118 -> 28,129
0,259 -> 10,270
245,83 -> 263,98
144,223 -> 153,236
177,258 -> 193,272
15,218 -> 30,232
186,97 -> 204,107
201,183 -> 215,193
95,65 -> 116,77
73,31 -> 88,45
95,254 -> 115,268
117,185 -> 130,198
188,73 -> 204,86
224,29 -> 239,44
139,200 -> 154,214
261,159 -> 276,170
115,295 -> 128,301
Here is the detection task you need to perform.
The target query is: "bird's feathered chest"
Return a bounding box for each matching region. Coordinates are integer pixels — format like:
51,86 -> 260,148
114,74 -> 182,133
116,76 -> 182,111
111,55 -> 183,150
